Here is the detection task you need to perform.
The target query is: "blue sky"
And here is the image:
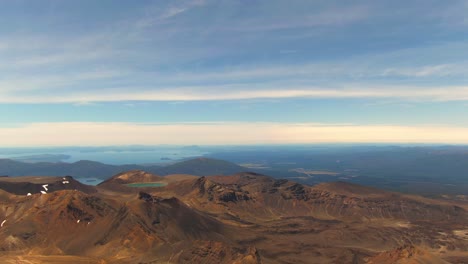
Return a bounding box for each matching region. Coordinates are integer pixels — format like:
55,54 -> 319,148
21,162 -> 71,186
1,0 -> 468,146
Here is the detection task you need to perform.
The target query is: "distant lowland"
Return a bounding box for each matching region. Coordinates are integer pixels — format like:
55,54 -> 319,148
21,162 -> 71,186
7,154 -> 72,163
1,145 -> 468,198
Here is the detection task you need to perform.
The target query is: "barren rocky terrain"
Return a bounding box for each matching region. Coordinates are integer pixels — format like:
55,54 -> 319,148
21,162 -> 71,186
0,171 -> 467,263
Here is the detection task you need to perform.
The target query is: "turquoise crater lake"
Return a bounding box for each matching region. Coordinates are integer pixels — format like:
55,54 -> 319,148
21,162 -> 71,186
126,182 -> 167,188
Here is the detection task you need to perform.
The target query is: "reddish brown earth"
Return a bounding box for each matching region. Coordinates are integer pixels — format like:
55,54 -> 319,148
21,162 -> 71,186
0,176 -> 96,195
0,171 -> 467,263
366,245 -> 449,264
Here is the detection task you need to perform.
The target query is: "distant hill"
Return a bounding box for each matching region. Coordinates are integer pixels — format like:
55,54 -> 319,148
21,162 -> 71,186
0,158 -> 248,179
0,159 -> 147,179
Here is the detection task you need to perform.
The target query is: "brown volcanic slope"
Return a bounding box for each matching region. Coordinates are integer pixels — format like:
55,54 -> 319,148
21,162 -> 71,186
366,245 -> 450,264
1,171 -> 467,263
166,173 -> 468,263
99,170 -> 166,185
97,170 -> 198,194
0,188 -> 258,263
99,170 -> 198,187
0,175 -> 96,195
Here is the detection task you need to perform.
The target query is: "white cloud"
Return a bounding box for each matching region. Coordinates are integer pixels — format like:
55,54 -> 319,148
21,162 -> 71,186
160,6 -> 189,19
2,85 -> 468,103
1,122 -> 468,146
134,0 -> 206,29
164,61 -> 468,82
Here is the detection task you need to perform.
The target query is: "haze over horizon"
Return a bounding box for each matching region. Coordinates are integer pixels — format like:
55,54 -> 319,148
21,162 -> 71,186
2,0 -> 468,146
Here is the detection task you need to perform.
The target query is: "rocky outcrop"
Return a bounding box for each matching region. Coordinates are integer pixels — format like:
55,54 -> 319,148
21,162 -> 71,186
366,245 -> 449,264
178,241 -> 262,264
193,176 -> 253,203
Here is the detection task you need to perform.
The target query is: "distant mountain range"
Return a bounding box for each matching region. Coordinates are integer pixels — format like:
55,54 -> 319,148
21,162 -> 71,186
0,157 -> 247,179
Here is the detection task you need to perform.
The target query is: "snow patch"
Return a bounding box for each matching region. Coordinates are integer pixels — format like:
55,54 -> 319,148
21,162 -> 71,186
42,184 -> 48,191
27,193 -> 32,196
1,220 -> 6,227
40,191 -> 47,195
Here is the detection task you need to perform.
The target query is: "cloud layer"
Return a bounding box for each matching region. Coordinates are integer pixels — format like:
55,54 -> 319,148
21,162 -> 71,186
1,1 -> 468,146
1,122 -> 468,146
1,85 -> 468,103
0,1 -> 468,104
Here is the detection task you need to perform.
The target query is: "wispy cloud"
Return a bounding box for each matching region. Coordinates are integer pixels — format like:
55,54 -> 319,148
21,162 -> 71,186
1,2 -> 468,109
0,69 -> 126,92
224,5 -> 369,32
2,1 -> 468,147
380,64 -> 464,77
134,0 -> 206,29
1,122 -> 468,146
2,85 -> 468,103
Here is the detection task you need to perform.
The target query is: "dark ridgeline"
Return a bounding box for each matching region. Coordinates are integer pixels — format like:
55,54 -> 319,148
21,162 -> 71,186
0,157 -> 247,179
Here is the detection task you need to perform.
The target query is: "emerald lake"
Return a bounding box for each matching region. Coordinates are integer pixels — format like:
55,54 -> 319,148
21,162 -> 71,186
126,182 -> 167,188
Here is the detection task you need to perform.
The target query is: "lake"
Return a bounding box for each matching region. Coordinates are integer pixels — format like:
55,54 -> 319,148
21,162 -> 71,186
76,177 -> 104,186
0,146 -> 208,165
126,182 -> 167,187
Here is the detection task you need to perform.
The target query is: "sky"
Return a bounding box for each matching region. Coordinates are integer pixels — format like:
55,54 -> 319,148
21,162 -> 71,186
1,0 -> 468,146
